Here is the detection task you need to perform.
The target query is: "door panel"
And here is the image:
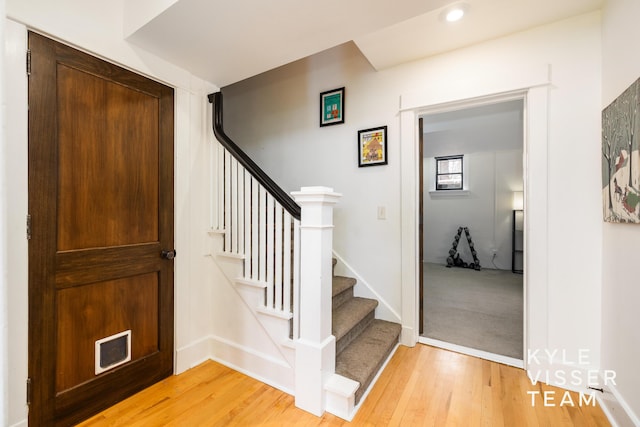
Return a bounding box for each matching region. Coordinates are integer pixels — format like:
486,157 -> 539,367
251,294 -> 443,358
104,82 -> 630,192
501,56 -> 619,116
28,32 -> 174,426
56,273 -> 159,392
57,64 -> 160,251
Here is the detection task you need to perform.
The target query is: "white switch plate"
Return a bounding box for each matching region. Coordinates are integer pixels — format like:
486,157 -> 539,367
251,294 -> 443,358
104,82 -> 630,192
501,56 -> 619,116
377,206 -> 386,220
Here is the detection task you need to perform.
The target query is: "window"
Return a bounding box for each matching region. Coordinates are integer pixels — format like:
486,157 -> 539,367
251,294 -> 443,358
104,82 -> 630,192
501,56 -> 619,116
435,155 -> 463,190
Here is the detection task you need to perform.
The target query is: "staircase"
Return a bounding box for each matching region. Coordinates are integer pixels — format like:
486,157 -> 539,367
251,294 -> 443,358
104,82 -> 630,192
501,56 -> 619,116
332,259 -> 401,405
208,91 -> 401,419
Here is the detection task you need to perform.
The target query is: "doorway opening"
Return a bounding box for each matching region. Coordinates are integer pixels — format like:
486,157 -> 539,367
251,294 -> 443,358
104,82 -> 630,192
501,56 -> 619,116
417,98 -> 525,367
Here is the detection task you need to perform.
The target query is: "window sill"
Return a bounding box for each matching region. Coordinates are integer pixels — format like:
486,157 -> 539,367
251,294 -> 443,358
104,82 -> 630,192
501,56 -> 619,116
428,190 -> 470,198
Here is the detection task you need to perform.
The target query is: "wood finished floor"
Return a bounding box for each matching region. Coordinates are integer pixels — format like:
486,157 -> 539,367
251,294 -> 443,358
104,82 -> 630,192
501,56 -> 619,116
78,344 -> 610,426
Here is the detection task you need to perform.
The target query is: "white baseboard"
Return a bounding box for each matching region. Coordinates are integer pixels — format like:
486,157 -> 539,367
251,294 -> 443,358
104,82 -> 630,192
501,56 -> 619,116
519,352 -> 640,426
175,335 -> 214,374
400,325 -> 417,346
9,420 -> 27,427
597,381 -> 640,427
176,334 -> 295,395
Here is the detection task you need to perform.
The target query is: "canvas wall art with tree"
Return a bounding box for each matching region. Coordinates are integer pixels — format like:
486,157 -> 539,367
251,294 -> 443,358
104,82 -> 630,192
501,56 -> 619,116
602,78 -> 639,223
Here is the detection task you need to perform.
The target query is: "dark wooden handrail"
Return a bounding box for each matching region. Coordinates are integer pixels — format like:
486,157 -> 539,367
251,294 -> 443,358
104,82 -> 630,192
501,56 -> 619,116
208,92 -> 301,220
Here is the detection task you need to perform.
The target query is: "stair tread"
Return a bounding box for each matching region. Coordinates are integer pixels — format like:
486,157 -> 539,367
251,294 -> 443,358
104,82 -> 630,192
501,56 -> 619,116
332,275 -> 356,297
332,297 -> 378,341
335,319 -> 402,403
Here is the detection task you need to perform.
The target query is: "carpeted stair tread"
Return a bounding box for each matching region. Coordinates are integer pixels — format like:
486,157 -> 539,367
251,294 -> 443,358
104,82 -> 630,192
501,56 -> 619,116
333,276 -> 357,297
332,276 -> 357,310
336,319 -> 401,404
332,297 -> 378,342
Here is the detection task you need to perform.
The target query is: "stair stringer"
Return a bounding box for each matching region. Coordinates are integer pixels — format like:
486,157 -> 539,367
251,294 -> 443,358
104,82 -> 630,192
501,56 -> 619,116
326,252 -> 403,421
208,231 -> 296,369
325,342 -> 401,421
332,251 -> 401,324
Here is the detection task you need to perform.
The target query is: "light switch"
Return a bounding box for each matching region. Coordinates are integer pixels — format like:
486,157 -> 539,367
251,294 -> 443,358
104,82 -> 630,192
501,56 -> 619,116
377,206 -> 386,220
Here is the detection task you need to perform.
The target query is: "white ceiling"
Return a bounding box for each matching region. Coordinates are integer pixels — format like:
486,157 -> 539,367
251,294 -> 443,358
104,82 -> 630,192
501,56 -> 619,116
124,0 -> 603,88
354,0 -> 603,70
422,99 -> 524,158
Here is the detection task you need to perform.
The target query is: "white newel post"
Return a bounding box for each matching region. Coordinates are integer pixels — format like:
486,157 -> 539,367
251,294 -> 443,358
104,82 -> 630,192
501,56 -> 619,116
292,186 -> 342,416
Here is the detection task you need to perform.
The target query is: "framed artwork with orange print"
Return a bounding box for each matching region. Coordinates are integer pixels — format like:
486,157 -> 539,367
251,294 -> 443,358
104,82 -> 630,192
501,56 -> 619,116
358,126 -> 387,167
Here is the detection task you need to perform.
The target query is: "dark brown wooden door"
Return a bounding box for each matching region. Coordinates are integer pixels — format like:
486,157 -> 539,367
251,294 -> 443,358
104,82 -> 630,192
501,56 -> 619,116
28,32 -> 175,426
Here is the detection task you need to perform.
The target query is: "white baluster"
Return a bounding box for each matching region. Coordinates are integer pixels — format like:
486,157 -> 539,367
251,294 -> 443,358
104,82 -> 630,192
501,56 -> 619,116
266,194 -> 275,309
292,219 -> 300,340
244,170 -> 251,277
224,150 -> 231,251
251,179 -> 259,281
210,141 -> 217,229
274,204 -> 283,311
283,212 -> 292,314
237,165 -> 245,256
259,187 -> 267,283
217,144 -> 224,230
231,157 -> 238,253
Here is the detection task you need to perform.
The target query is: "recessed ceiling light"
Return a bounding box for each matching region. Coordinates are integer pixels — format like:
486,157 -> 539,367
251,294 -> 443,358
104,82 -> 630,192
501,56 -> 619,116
446,8 -> 465,22
440,3 -> 469,23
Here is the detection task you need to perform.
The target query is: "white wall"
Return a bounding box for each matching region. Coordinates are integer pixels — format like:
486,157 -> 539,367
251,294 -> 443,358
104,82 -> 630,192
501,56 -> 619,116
223,41 -> 405,317
2,2 -> 219,425
0,2 -> 616,424
600,0 -> 640,424
3,20 -> 30,427
0,0 -> 8,424
222,11 -> 603,372
423,149 -> 523,270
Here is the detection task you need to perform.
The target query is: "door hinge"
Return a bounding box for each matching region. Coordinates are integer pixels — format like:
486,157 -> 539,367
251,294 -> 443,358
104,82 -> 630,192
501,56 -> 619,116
26,49 -> 31,76
26,378 -> 31,406
26,214 -> 31,240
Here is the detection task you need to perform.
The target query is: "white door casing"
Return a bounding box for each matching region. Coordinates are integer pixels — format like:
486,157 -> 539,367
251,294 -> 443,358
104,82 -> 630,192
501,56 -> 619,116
398,65 -> 550,373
